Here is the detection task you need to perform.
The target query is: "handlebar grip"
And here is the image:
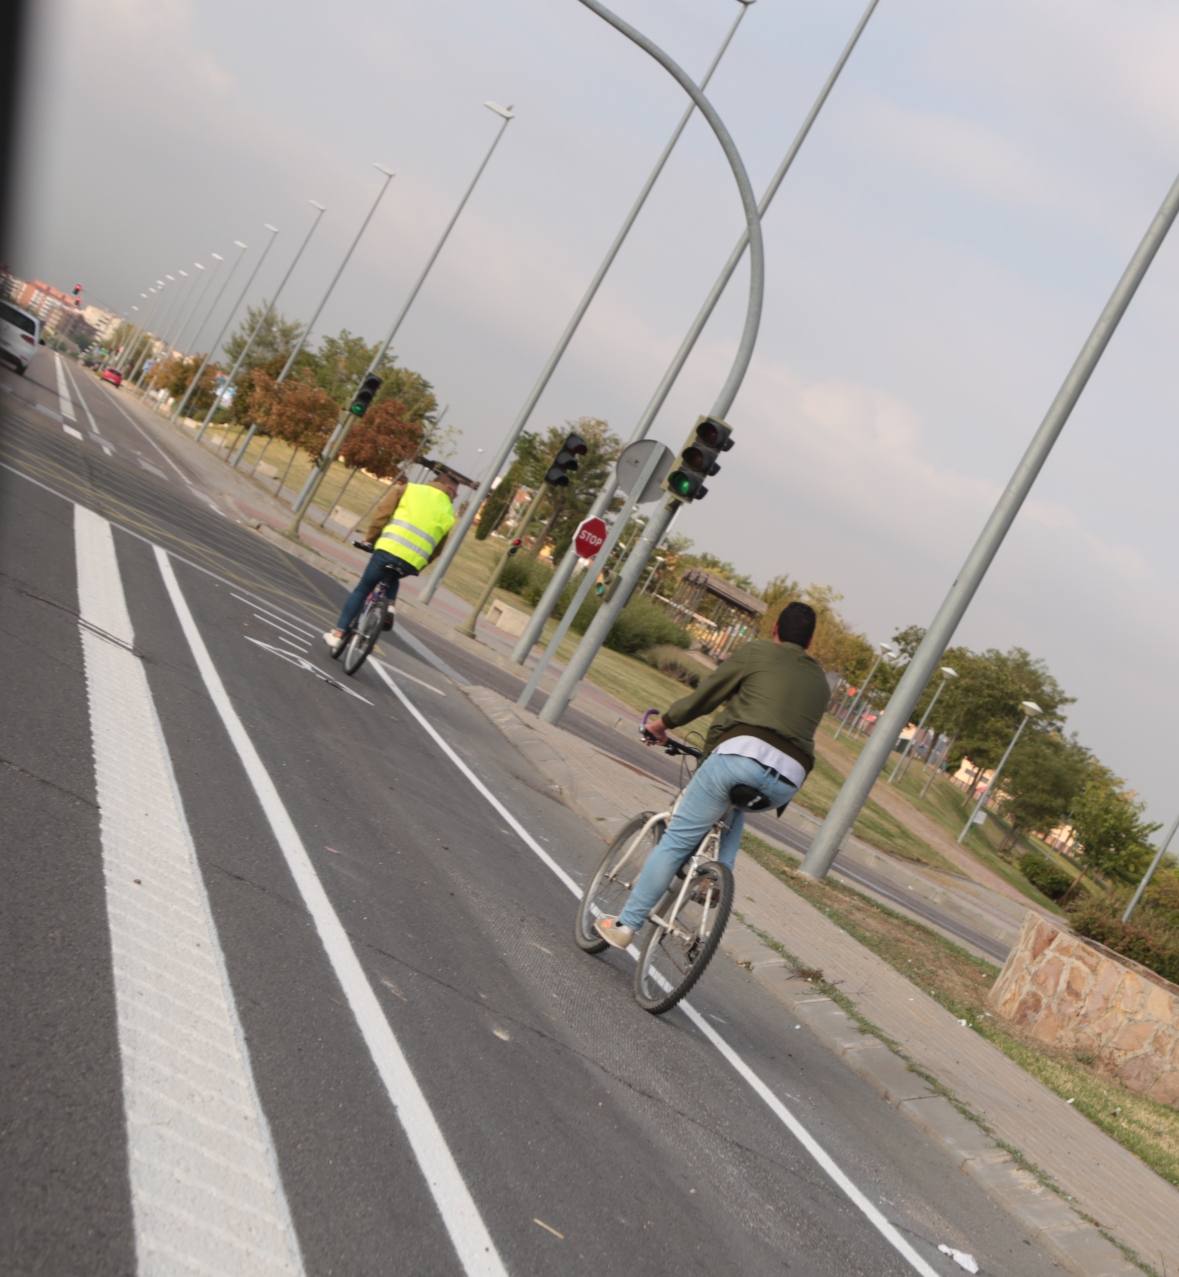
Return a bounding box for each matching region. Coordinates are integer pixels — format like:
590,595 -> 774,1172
352,540 -> 374,552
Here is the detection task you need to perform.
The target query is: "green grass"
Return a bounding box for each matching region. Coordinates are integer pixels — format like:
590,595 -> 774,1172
744,832 -> 1179,1193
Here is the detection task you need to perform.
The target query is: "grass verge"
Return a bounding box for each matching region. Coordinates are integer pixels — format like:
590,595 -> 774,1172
743,831 -> 1179,1192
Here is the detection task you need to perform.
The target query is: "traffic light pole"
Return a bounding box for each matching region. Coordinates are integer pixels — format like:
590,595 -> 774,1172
537,0 -> 765,727
455,482 -> 549,638
511,0 -> 879,666
288,105 -> 514,537
418,0 -> 751,609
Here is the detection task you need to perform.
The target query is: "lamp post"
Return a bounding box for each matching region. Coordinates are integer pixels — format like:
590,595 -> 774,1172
834,644 -> 893,742
128,274 -> 179,385
506,0 -> 881,663
183,242 -> 247,374
536,0 -> 765,727
116,289 -> 155,372
289,103 -> 515,533
1122,811 -> 1179,923
231,164 -> 395,468
172,257 -> 217,354
172,226 -> 278,425
957,701 -> 1041,844
166,261 -> 207,360
196,202 -> 325,442
889,666 -> 956,784
419,0 -> 754,607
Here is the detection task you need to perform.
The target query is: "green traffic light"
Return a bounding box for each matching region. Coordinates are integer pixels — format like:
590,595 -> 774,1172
350,403 -> 364,415
668,471 -> 694,497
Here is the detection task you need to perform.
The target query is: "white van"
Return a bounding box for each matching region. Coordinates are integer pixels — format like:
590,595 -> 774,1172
0,300 -> 44,374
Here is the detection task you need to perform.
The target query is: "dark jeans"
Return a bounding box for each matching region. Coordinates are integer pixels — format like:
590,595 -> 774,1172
335,550 -> 415,630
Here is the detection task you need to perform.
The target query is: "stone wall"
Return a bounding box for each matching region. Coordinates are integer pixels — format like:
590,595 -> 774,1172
989,913 -> 1179,1107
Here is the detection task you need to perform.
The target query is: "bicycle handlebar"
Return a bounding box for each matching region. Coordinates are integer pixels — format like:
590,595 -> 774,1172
640,727 -> 703,760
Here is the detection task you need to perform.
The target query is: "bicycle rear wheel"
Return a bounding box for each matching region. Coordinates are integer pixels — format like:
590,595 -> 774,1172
343,602 -> 382,675
633,859 -> 734,1015
574,812 -> 666,954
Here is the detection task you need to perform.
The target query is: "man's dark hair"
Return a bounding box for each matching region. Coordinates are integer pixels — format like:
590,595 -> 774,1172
776,601 -> 817,648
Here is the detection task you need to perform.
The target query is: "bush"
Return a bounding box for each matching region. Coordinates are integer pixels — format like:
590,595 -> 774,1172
554,580 -> 599,634
499,553 -> 552,604
603,596 -> 691,656
642,644 -> 701,688
1019,852 -> 1074,902
1067,899 -> 1179,986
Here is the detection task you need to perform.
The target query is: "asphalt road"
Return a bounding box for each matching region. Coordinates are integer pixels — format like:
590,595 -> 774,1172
1,351 -> 1064,1276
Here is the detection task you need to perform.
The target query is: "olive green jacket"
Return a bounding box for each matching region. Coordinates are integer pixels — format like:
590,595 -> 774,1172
662,639 -> 829,774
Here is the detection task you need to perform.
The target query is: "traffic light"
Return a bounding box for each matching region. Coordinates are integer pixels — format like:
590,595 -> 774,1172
662,415 -> 734,502
73,284 -> 83,296
544,432 -> 587,486
349,373 -> 383,417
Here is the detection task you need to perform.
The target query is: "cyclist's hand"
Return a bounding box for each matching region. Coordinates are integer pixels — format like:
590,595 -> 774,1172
644,714 -> 669,745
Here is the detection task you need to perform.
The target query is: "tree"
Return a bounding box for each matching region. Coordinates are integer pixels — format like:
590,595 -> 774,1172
340,398 -> 425,480
997,733 -> 1090,854
222,304 -> 303,380
248,370 -> 339,490
1067,776 -> 1159,894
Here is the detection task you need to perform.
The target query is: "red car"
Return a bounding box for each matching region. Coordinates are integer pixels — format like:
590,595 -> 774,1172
100,367 -> 123,388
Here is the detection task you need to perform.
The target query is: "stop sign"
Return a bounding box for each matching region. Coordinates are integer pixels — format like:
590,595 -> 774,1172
573,516 -> 607,559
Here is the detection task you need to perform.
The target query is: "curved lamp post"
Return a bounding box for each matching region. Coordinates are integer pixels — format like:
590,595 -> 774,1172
957,700 -> 1041,844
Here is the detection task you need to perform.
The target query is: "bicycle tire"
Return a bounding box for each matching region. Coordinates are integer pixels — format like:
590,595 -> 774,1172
342,603 -> 382,675
633,859 -> 734,1015
574,811 -> 666,954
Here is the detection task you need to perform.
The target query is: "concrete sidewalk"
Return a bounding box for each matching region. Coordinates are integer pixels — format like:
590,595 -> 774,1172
119,393 -> 1178,1271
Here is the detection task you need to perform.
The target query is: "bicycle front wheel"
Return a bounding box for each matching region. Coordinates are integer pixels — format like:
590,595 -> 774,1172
634,859 -> 734,1015
343,604 -> 382,675
574,812 -> 666,954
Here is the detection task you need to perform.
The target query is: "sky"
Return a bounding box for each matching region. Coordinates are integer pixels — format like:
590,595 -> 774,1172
9,0 -> 1179,830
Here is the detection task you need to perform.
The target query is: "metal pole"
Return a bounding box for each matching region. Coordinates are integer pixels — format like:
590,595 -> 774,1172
172,228 -> 277,424
420,0 -> 753,607
117,287 -> 160,373
537,0 -> 765,727
167,262 -> 207,358
232,166 -> 395,468
888,670 -> 953,783
196,203 -> 324,441
833,648 -> 886,742
1122,812 -> 1179,923
511,0 -> 880,662
957,713 -> 1032,844
802,167 -> 1179,878
173,255 -> 219,354
518,447 -> 663,710
128,274 -> 179,385
183,241 -> 248,376
920,734 -> 954,800
456,482 -> 548,637
289,104 -> 514,534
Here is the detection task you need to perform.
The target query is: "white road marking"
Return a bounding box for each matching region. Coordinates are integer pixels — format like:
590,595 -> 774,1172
368,662 -> 942,1277
230,594 -> 319,636
243,637 -> 373,705
137,457 -> 169,480
372,655 -> 445,697
34,402 -> 58,419
251,613 -> 310,645
73,507 -> 304,1277
63,424 -> 84,440
156,547 -> 507,1277
61,357 -> 102,436
100,389 -> 196,488
277,634 -> 307,654
53,353 -> 76,421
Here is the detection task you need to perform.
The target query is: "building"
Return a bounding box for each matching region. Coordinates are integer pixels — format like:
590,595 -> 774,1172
665,568 -> 766,660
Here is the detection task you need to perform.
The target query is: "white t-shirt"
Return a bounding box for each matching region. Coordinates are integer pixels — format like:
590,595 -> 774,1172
713,735 -> 806,788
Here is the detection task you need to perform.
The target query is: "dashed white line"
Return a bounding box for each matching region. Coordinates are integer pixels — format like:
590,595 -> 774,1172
99,388 -> 196,488
156,547 -> 506,1277
368,661 -> 942,1277
61,357 -> 103,436
73,506 -> 304,1277
63,424 -> 84,440
251,613 -> 310,645
230,594 -> 319,637
53,353 -> 76,421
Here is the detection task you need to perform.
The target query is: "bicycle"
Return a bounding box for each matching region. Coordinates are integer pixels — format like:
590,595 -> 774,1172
573,719 -> 775,1015
328,542 -> 409,676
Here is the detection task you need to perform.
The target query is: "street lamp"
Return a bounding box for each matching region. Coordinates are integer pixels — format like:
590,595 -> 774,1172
289,102 -> 516,532
834,644 -> 894,742
128,273 -> 179,385
184,242 -> 247,370
957,700 -> 1041,843
419,0 -> 754,608
231,164 -> 396,468
172,257 -> 217,355
172,225 -> 279,425
889,666 -> 956,784
121,279 -> 169,375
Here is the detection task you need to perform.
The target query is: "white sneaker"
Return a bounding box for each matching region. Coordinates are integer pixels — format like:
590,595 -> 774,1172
594,917 -> 634,950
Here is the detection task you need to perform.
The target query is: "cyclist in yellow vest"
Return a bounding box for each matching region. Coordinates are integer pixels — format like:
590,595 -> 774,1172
323,471 -> 458,648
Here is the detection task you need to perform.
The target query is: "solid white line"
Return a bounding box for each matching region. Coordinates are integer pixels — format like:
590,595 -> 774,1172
53,353 -> 76,421
155,547 -> 507,1277
371,656 -> 445,697
100,389 -> 196,488
63,424 -> 84,440
251,613 -> 310,645
368,664 -> 941,1277
231,595 -> 318,637
74,507 -> 304,1277
61,358 -> 102,435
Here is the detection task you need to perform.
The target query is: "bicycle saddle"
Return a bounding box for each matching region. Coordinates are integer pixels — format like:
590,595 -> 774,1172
728,783 -> 773,812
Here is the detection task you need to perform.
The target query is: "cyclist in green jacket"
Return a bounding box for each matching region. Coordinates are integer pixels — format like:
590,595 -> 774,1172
596,601 -> 829,949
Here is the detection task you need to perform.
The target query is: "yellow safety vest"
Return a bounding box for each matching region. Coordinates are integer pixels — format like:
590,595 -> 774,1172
374,483 -> 456,571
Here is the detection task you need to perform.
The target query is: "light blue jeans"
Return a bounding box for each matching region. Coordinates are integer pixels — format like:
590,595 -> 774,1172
616,752 -> 798,931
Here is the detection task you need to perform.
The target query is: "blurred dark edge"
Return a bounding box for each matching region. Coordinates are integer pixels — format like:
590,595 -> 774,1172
0,0 -> 31,270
